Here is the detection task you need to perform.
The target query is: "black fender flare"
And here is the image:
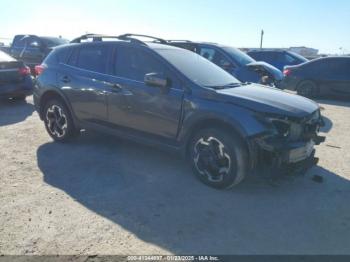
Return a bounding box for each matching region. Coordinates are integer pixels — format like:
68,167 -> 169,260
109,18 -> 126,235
38,88 -> 79,127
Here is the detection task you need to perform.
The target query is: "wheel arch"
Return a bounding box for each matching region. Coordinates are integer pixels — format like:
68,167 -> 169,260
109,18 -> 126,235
182,118 -> 249,157
296,79 -> 319,97
38,90 -> 77,126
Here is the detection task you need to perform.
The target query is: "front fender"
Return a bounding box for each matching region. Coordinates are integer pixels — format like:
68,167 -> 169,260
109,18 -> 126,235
178,97 -> 269,145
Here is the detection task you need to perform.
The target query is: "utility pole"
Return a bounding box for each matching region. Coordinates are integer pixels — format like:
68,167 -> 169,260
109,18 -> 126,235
260,30 -> 264,49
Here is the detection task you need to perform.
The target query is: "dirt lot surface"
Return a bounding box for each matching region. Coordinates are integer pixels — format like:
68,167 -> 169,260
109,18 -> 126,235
1,96 -> 350,255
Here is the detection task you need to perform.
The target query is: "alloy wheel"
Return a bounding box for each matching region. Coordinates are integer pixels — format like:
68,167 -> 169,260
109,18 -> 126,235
193,136 -> 231,182
46,104 -> 68,138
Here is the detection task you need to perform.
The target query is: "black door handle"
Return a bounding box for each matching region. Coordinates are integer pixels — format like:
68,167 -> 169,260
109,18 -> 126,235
60,76 -> 71,83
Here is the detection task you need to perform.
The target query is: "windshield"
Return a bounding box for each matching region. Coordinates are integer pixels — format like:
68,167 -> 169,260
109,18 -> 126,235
288,51 -> 308,63
41,37 -> 69,48
156,48 -> 240,87
222,46 -> 255,66
0,50 -> 15,62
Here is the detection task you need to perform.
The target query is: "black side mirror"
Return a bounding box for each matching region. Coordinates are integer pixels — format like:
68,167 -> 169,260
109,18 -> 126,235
144,72 -> 169,90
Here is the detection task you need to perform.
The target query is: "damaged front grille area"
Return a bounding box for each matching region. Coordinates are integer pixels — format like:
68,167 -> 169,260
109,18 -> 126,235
250,109 -> 326,178
257,109 -> 324,143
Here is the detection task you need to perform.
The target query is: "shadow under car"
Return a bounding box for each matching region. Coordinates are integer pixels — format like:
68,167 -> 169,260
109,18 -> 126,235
37,131 -> 350,254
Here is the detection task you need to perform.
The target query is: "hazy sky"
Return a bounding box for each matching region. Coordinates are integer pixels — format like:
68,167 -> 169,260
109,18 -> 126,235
1,0 -> 349,54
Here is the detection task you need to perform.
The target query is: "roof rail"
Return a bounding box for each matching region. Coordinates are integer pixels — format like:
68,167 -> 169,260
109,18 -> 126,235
118,34 -> 167,44
70,34 -> 117,43
248,48 -> 288,52
167,40 -> 193,43
70,34 -> 146,45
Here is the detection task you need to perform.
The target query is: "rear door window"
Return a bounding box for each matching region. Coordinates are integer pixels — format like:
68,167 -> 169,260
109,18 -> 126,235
77,45 -> 110,74
114,46 -> 166,82
199,47 -> 232,68
305,59 -> 329,75
328,59 -> 350,76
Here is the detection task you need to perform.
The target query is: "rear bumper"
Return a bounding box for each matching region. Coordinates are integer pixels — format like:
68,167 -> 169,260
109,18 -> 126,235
0,76 -> 34,98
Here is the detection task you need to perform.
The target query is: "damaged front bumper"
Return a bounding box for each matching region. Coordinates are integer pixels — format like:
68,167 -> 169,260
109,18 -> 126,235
251,132 -> 326,178
256,134 -> 325,163
249,108 -> 326,178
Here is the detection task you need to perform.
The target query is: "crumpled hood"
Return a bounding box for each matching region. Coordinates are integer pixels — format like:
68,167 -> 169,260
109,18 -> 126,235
216,84 -> 319,118
246,61 -> 284,81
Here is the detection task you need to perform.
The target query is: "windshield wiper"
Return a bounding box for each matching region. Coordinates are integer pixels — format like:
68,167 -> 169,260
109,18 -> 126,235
206,82 -> 244,89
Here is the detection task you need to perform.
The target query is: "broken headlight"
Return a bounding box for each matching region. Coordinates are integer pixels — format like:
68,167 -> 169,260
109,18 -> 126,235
258,116 -> 303,141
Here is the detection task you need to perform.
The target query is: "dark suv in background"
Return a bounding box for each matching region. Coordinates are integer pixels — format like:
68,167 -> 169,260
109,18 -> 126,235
33,34 -> 325,189
7,34 -> 68,73
165,40 -> 283,87
247,49 -> 308,71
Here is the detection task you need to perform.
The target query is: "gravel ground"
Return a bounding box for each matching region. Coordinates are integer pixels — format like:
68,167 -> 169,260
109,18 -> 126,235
0,96 -> 350,255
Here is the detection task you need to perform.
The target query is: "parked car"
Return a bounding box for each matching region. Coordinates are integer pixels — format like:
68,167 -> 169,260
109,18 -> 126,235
282,56 -> 350,97
0,50 -> 33,100
164,40 -> 283,87
0,44 -> 10,53
6,35 -> 68,73
33,34 -> 325,189
247,49 -> 308,71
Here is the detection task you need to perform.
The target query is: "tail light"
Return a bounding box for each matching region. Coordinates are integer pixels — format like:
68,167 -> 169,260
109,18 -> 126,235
283,68 -> 292,76
18,66 -> 31,76
35,64 -> 46,76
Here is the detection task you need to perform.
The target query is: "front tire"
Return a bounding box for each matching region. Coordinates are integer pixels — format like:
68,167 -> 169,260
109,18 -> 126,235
189,128 -> 248,189
43,99 -> 78,142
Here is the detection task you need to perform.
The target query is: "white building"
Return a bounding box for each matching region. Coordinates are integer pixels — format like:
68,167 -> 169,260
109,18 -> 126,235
288,46 -> 319,57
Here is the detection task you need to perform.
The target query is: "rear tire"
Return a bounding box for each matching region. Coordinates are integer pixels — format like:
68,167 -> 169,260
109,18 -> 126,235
43,99 -> 78,142
297,80 -> 318,98
188,128 -> 248,189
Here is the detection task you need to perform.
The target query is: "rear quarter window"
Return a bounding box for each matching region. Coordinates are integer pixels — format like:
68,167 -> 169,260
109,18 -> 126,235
67,48 -> 79,66
43,47 -> 72,65
57,48 -> 72,64
43,52 -> 57,65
